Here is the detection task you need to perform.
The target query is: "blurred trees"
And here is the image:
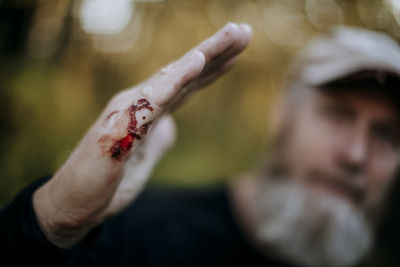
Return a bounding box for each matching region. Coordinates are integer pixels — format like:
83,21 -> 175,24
2,0 -> 400,203
2,0 -> 400,265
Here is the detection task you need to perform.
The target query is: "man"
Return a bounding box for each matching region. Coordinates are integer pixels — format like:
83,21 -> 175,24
1,23 -> 400,267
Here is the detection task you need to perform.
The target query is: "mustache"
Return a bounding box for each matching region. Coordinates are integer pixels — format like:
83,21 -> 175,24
307,169 -> 366,204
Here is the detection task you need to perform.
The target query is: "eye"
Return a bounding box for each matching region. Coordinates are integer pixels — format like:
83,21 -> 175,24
320,104 -> 353,123
373,125 -> 400,149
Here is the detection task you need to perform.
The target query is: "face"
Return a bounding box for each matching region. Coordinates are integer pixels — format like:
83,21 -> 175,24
255,84 -> 400,267
281,85 -> 400,218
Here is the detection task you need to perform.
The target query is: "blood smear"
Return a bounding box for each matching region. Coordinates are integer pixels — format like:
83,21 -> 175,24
110,98 -> 153,160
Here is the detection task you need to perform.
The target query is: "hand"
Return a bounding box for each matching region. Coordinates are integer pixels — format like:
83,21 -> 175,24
33,23 -> 252,248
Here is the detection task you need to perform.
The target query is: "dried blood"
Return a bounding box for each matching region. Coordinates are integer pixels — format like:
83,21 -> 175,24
110,98 -> 154,160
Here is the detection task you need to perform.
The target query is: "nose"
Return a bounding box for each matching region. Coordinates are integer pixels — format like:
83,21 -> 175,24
338,124 -> 369,175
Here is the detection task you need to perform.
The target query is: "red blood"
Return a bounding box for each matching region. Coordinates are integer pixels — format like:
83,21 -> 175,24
110,98 -> 153,160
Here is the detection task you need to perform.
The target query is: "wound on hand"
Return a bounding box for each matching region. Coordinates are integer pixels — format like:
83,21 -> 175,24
110,98 -> 154,160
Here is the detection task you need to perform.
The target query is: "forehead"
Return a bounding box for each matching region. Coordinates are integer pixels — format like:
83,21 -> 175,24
305,83 -> 400,121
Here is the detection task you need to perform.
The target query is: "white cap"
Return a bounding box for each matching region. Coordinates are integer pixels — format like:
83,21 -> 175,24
288,27 -> 400,87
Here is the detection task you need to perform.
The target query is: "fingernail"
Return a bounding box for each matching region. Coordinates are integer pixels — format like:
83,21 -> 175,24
224,22 -> 238,31
239,23 -> 253,35
183,49 -> 200,63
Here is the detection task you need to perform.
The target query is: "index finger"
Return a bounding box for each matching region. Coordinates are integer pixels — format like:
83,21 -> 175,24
197,22 -> 252,62
137,22 -> 252,108
102,23 -> 252,161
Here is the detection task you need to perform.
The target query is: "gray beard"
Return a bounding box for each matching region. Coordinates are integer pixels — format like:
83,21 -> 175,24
254,179 -> 372,267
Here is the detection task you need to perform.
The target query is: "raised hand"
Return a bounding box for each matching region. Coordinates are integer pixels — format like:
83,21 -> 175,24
33,23 -> 252,248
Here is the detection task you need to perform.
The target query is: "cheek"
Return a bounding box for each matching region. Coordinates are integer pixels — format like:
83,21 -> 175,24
284,110 -> 339,176
366,155 -> 398,203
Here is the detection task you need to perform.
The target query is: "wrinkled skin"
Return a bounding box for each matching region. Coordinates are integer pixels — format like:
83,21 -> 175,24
33,23 -> 252,248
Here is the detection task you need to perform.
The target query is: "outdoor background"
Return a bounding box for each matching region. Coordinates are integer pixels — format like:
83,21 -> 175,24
1,0 -> 400,265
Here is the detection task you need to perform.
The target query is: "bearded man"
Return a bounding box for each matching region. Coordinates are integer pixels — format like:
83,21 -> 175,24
2,23 -> 400,267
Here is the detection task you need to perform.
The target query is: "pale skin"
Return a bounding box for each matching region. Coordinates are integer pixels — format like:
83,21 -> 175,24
33,23 -> 252,248
231,86 -> 400,242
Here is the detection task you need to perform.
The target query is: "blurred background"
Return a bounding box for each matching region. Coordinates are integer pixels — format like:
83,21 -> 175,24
1,0 -> 400,265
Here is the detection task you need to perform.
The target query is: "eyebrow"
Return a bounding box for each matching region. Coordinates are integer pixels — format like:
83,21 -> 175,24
372,119 -> 400,136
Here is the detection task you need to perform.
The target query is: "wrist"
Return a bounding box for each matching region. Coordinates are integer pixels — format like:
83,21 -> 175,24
32,183 -> 90,248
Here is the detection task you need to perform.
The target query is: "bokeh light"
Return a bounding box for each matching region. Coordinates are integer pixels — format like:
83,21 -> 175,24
79,0 -> 133,35
4,2 -> 400,264
3,0 -> 400,198
2,5 -> 400,253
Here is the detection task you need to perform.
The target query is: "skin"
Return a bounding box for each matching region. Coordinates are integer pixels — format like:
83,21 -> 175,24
231,85 -> 400,242
285,88 -> 400,211
33,23 -> 252,248
33,22 -> 400,259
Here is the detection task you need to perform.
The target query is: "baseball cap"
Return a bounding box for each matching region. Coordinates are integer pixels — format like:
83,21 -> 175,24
287,26 -> 400,88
